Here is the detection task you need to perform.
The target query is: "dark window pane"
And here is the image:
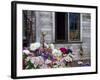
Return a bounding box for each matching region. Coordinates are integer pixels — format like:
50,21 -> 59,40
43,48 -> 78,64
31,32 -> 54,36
69,13 -> 80,41
55,12 -> 66,41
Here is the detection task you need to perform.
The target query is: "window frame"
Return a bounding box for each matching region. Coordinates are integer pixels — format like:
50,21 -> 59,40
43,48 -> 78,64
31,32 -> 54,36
55,12 -> 67,43
53,12 -> 82,43
68,13 -> 82,43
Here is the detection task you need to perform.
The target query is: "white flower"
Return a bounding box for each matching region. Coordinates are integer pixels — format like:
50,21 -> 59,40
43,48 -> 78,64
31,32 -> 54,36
52,49 -> 62,57
30,42 -> 40,51
52,49 -> 57,56
64,56 -> 73,62
23,49 -> 31,55
49,44 -> 55,50
67,53 -> 74,58
62,53 -> 74,62
45,59 -> 52,64
77,61 -> 83,64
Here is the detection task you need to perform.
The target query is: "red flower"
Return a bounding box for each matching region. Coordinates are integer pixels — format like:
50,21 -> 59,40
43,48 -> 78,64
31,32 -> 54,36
60,48 -> 68,54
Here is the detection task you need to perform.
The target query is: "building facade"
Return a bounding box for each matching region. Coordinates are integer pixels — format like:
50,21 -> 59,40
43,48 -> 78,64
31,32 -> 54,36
23,10 -> 91,61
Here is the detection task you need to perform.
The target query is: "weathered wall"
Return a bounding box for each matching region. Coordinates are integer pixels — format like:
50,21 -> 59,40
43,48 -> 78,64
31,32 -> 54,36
81,13 -> 91,60
33,11 -> 91,60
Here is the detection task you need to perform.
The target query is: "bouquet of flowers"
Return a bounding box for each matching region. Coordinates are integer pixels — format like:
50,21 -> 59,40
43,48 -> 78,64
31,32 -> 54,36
23,42 -> 74,69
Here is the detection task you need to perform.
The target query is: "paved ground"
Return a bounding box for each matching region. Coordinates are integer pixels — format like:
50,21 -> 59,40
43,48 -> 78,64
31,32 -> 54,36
67,59 -> 91,67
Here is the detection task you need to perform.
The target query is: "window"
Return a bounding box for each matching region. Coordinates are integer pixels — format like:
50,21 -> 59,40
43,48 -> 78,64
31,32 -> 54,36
55,12 -> 66,41
69,13 -> 80,41
55,12 -> 81,43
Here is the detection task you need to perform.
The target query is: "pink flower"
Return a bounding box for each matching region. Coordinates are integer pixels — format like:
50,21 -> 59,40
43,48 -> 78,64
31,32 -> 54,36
23,49 -> 31,55
60,48 -> 68,54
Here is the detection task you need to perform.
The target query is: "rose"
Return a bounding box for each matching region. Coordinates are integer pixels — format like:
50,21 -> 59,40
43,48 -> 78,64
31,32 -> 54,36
60,48 -> 68,54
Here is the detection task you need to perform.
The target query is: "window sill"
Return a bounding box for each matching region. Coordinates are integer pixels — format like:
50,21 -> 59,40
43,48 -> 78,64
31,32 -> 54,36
53,41 -> 83,44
